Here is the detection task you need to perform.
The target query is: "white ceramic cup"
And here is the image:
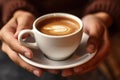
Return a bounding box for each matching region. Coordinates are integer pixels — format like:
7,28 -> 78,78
18,13 -> 83,60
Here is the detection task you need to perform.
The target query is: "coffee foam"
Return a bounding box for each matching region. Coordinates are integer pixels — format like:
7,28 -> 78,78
43,24 -> 72,34
37,17 -> 80,36
44,25 -> 68,32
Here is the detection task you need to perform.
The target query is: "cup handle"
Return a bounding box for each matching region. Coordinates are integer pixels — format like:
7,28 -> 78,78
18,29 -> 39,49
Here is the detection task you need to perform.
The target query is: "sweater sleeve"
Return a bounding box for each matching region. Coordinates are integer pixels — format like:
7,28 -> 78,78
2,0 -> 37,24
84,0 -> 120,29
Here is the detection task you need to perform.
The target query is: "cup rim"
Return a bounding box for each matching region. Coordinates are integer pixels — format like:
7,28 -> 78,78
33,13 -> 83,38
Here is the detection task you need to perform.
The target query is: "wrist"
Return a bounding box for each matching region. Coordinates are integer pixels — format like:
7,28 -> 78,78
93,12 -> 112,28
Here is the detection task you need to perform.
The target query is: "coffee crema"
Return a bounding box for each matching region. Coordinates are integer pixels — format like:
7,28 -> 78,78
37,17 -> 80,36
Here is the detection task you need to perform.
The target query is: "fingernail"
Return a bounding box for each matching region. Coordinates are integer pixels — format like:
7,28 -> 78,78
89,44 -> 95,50
87,44 -> 96,53
33,70 -> 41,77
25,51 -> 32,58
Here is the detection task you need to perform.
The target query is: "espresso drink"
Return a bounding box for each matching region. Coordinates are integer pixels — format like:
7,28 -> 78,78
37,17 -> 80,36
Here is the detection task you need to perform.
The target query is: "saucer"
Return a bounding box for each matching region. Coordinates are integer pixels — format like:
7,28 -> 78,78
19,33 -> 96,69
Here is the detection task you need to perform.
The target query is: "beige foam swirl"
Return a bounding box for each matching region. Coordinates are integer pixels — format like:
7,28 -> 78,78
43,25 -> 71,33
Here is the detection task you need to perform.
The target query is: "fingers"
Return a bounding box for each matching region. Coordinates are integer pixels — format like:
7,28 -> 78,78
59,15 -> 111,77
61,25 -> 110,77
86,37 -> 99,53
14,12 -> 36,38
2,43 -> 43,77
60,62 -> 99,77
82,15 -> 105,53
0,19 -> 33,59
14,14 -> 35,57
0,11 -> 36,58
1,30 -> 33,58
72,28 -> 110,75
83,23 -> 104,53
73,62 -> 99,75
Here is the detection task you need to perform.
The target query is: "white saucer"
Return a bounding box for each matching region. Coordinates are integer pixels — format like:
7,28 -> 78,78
19,33 -> 96,69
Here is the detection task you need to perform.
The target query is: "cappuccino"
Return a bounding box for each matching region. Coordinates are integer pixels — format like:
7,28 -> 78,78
18,13 -> 83,60
37,17 -> 80,36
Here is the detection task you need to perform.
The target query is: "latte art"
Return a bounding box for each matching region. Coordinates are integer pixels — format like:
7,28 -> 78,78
37,17 -> 80,36
42,24 -> 74,35
44,25 -> 68,32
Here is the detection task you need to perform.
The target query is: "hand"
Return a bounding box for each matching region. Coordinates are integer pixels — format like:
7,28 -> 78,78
0,10 -> 43,77
60,14 -> 111,77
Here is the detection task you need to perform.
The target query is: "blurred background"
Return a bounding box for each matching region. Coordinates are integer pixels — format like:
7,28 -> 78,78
98,31 -> 120,80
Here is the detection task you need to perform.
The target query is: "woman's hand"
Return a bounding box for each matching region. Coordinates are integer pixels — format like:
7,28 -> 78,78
0,10 -> 43,77
60,13 -> 111,77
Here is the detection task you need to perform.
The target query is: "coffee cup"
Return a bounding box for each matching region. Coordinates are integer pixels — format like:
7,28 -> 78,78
18,13 -> 83,60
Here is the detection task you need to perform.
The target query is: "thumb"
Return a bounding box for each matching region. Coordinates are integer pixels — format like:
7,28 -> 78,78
84,25 -> 104,53
14,12 -> 35,38
86,36 -> 100,53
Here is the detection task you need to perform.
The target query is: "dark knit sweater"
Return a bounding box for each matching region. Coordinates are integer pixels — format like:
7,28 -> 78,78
1,0 -> 120,31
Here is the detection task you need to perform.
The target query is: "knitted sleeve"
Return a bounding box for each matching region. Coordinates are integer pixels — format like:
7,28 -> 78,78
2,0 -> 37,24
84,0 -> 120,29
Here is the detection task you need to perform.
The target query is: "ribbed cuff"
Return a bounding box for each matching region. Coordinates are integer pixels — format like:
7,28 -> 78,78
2,0 -> 37,24
84,0 -> 120,25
